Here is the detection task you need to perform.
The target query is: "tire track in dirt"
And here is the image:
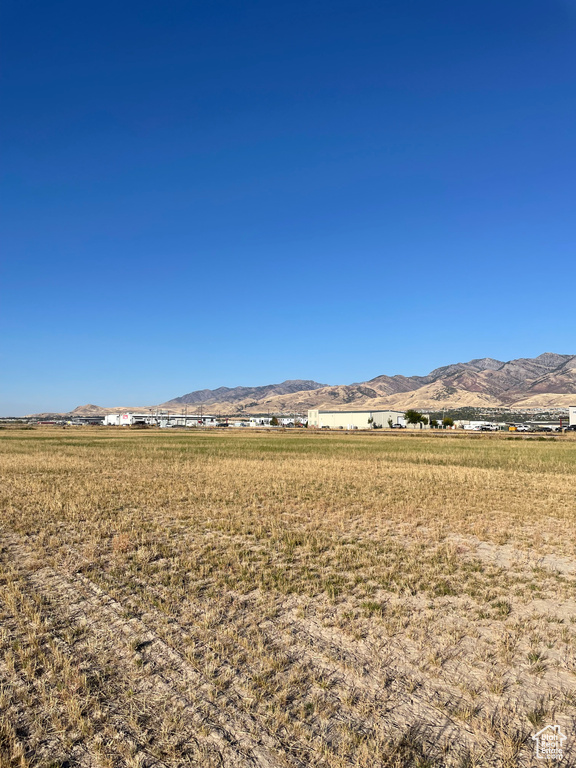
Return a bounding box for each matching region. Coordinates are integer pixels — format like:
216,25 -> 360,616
68,564 -> 488,765
0,574 -> 110,768
74,565 -> 465,763
0,532 -> 298,768
259,599 -> 576,767
259,607 -> 488,763
4,529 -> 575,767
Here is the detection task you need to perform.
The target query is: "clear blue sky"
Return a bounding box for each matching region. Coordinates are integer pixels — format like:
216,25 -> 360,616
2,0 -> 576,414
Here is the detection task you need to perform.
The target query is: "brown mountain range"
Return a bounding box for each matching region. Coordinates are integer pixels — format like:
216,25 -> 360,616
157,352 -> 576,412
31,353 -> 576,418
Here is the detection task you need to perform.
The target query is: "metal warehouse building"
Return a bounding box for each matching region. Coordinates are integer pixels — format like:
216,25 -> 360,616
308,409 -> 409,429
569,406 -> 576,427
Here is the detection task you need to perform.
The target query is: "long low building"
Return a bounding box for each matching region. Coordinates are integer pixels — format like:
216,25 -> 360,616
103,412 -> 218,427
307,409 -> 411,429
570,406 -> 576,426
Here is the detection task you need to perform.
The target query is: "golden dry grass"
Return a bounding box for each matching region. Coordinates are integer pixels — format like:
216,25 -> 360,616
1,427 -> 576,767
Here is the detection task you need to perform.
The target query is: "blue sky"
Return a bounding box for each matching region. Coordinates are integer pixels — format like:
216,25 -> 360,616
2,0 -> 576,414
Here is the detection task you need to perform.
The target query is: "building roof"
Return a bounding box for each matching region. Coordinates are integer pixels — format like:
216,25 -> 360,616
313,409 -> 406,415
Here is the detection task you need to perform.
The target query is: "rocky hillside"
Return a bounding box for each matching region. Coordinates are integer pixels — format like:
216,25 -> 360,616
162,353 -> 575,412
37,353 -> 576,417
164,380 -> 327,407
206,353 -> 576,412
168,353 -> 576,413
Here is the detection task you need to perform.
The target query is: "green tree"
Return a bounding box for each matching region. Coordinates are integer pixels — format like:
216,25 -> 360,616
387,418 -> 393,429
270,416 -> 279,426
404,409 -> 423,425
430,419 -> 439,428
442,417 -> 454,428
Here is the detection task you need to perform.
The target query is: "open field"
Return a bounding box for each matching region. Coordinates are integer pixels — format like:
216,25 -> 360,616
1,428 -> 576,767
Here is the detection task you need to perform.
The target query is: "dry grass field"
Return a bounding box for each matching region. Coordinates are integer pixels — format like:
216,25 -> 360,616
1,427 -> 576,767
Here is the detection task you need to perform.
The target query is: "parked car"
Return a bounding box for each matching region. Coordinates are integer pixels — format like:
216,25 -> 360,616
516,425 -> 530,432
565,425 -> 576,432
390,423 -> 405,429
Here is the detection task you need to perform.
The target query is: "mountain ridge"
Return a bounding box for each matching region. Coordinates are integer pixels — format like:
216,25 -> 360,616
165,379 -> 328,406
27,353 -> 576,417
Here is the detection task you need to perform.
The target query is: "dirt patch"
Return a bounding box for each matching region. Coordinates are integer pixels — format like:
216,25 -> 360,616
448,534 -> 576,576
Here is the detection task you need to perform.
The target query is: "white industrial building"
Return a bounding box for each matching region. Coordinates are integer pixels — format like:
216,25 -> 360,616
307,409 -> 417,429
249,416 -> 306,427
103,413 -> 135,426
249,417 -> 274,427
103,412 -> 218,427
570,406 -> 576,427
